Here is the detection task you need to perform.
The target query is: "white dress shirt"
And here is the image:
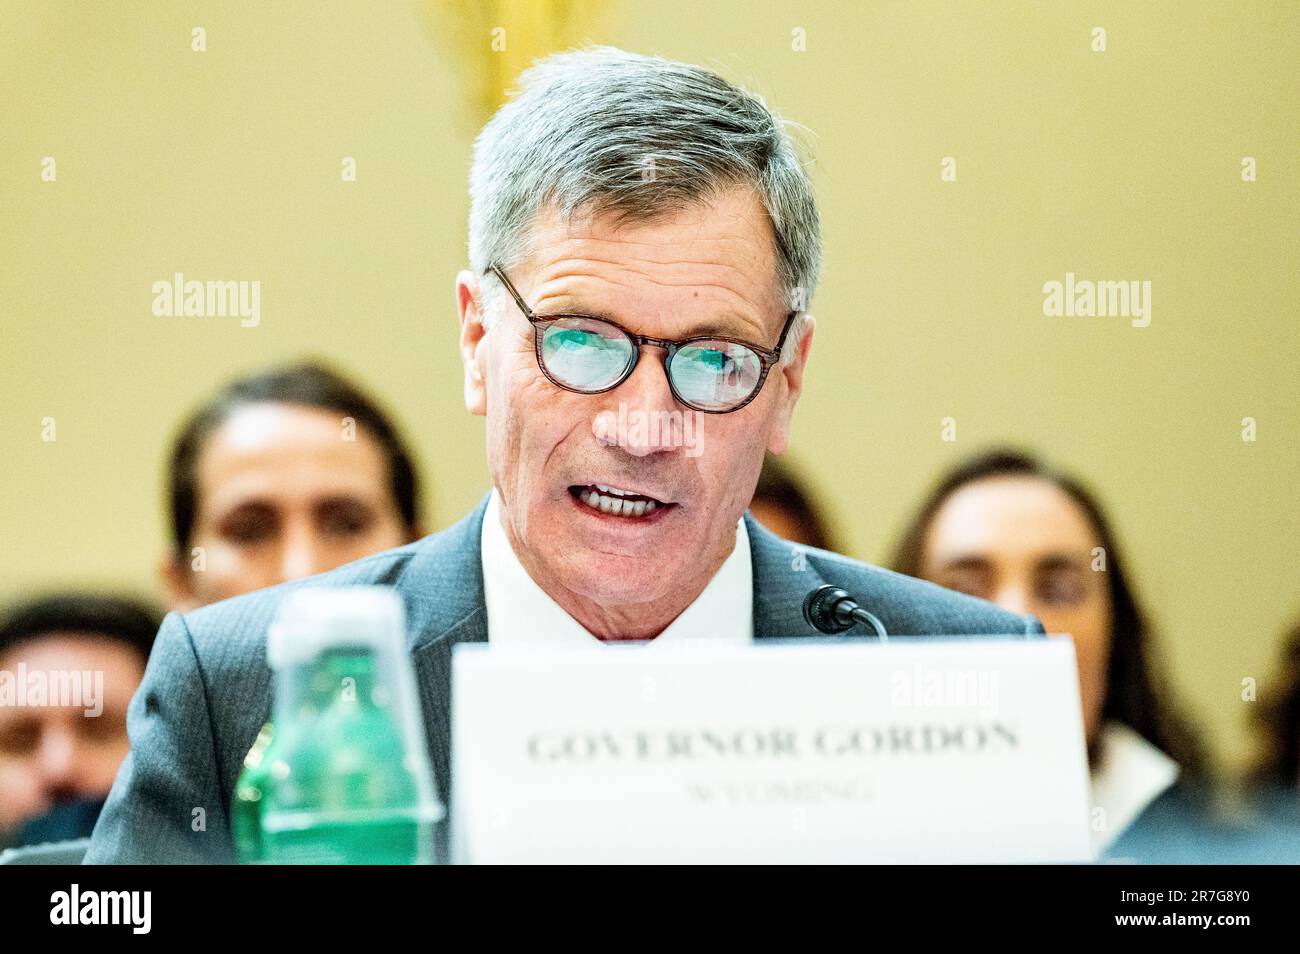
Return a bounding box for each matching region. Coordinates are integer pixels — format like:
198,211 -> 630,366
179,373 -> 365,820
480,489 -> 753,648
1089,720 -> 1180,856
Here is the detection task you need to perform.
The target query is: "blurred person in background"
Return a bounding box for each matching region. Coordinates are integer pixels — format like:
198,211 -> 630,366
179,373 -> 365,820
748,454 -> 837,553
161,360 -> 425,610
1254,617 -> 1300,792
891,448 -> 1206,857
0,593 -> 160,848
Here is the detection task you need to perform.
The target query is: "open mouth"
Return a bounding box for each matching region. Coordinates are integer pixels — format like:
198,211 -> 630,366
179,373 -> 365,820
568,483 -> 673,519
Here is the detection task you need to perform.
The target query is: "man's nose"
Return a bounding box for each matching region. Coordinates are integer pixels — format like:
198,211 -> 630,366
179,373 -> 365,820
34,723 -> 78,791
591,350 -> 682,458
278,525 -> 327,583
992,583 -> 1032,617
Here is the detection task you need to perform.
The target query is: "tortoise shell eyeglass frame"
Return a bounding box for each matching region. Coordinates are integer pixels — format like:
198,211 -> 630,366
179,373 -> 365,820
484,263 -> 798,414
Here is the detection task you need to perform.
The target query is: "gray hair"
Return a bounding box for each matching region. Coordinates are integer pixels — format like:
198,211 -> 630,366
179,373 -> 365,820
468,46 -> 821,361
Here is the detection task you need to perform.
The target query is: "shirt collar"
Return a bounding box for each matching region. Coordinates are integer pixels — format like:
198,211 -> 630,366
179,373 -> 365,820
1090,720 -> 1180,855
480,488 -> 752,648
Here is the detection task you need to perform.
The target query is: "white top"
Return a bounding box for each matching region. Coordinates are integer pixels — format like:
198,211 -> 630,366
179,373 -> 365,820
1089,720 -> 1180,856
480,489 -> 753,648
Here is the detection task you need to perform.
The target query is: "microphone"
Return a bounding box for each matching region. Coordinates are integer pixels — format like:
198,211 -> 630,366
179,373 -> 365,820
802,584 -> 889,641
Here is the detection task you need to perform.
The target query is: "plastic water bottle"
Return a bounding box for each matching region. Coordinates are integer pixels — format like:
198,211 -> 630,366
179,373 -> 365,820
234,586 -> 443,864
232,722 -> 275,862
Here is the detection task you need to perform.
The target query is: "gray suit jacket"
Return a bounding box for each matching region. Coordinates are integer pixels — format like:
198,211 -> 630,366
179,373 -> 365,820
85,495 -> 1043,864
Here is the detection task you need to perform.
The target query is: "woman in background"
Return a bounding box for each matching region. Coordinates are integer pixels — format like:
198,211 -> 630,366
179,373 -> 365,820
891,448 -> 1205,857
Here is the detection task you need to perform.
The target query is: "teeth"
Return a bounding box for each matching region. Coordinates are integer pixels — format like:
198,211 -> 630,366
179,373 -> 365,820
595,483 -> 638,498
579,488 -> 659,518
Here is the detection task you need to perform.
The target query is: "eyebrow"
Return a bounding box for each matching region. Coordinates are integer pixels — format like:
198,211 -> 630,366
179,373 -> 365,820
935,555 -> 993,572
545,303 -> 771,345
216,499 -> 277,518
1034,554 -> 1090,573
314,496 -> 377,516
938,553 -> 1090,573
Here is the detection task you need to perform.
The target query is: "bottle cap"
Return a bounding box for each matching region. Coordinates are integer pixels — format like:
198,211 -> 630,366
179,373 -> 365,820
266,586 -> 407,670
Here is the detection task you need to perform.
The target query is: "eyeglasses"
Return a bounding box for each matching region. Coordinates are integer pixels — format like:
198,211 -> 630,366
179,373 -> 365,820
486,264 -> 797,414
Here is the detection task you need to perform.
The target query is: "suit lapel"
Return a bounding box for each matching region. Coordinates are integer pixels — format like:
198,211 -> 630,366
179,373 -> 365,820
404,495 -> 491,816
412,609 -> 486,818
746,512 -> 828,639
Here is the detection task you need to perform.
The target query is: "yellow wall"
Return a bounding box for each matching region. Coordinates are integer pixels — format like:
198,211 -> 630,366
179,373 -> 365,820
2,1 -> 1296,777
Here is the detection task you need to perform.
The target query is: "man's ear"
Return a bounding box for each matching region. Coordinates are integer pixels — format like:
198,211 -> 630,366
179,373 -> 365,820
159,554 -> 197,614
456,270 -> 489,417
766,313 -> 815,456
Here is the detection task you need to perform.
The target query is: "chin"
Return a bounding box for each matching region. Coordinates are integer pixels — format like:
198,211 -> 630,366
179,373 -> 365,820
556,548 -> 680,606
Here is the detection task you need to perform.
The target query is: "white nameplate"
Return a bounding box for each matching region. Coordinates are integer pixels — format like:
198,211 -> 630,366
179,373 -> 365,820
451,639 -> 1092,863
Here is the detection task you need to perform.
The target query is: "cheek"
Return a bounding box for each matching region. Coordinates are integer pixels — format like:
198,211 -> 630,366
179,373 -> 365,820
0,764 -> 43,828
698,418 -> 766,503
1047,601 -> 1112,712
193,541 -> 275,599
491,375 -> 589,486
1072,630 -> 1110,697
208,544 -> 258,575
487,361 -> 551,459
0,758 -> 41,792
84,738 -> 131,785
364,517 -> 411,550
1072,593 -> 1114,675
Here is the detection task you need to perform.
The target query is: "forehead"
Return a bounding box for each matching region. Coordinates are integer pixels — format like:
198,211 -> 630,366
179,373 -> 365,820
198,403 -> 389,505
0,632 -> 145,679
517,186 -> 786,331
926,475 -> 1101,560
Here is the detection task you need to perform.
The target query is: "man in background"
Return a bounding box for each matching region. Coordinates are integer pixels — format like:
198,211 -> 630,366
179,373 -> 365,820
0,593 -> 159,849
748,454 -> 837,552
160,361 -> 425,609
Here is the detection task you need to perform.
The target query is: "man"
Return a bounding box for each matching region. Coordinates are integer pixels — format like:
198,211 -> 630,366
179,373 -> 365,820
0,594 -> 159,849
160,361 -> 424,610
87,47 -> 1041,864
